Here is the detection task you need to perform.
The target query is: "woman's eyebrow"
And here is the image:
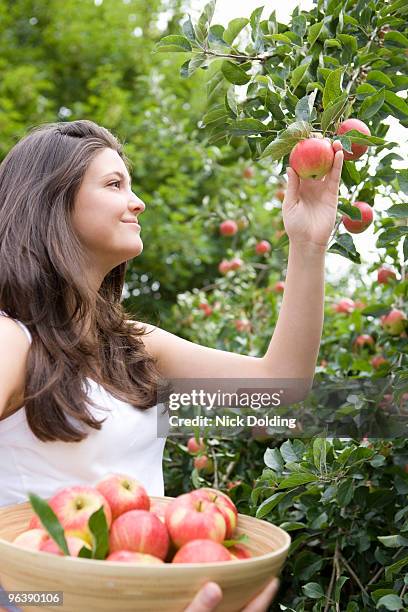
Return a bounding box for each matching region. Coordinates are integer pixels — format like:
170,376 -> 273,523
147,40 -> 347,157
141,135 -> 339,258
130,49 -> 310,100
102,171 -> 132,185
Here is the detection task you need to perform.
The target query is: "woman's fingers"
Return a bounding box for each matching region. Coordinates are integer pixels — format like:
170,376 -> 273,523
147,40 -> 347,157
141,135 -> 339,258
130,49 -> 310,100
184,582 -> 223,612
326,143 -> 344,194
283,167 -> 300,206
241,578 -> 280,612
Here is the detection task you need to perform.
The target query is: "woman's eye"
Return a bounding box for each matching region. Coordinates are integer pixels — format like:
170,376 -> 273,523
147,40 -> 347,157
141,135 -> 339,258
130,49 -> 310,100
109,181 -> 121,189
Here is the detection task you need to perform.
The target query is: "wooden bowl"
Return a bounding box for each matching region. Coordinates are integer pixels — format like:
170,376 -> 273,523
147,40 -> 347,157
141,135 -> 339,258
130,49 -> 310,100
0,495 -> 290,612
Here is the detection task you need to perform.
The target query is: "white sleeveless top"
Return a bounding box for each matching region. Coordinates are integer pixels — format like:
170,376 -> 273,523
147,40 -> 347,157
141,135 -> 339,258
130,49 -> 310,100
0,312 -> 169,508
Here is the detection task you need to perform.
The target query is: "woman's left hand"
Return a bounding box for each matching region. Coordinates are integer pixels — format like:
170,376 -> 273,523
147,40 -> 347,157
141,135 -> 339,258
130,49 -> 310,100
282,140 -> 344,250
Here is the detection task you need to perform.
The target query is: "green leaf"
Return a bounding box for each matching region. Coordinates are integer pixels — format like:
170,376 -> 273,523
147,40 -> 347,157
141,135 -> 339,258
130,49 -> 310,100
180,54 -> 207,78
302,582 -> 324,599
278,473 -> 317,489
198,0 -> 216,31
312,438 -> 327,471
376,226 -> 408,248
337,34 -> 357,54
385,555 -> 408,581
307,21 -> 324,48
290,61 -> 311,90
223,18 -> 249,45
378,535 -> 408,548
376,594 -> 403,610
292,14 -> 307,38
256,492 -> 289,519
227,118 -> 269,136
88,506 -> 110,560
366,71 -> 394,88
264,33 -> 293,44
337,479 -> 354,506
155,35 -> 193,53
384,30 -> 408,49
328,233 -> 361,263
359,90 -> 385,120
259,121 -> 312,161
361,304 -> 391,317
335,577 -> 349,603
384,91 -> 408,117
338,203 -> 362,220
28,492 -> 69,556
264,447 -> 284,471
340,130 -> 386,147
221,60 -> 251,85
280,439 -> 305,463
321,92 -> 348,133
279,521 -> 306,531
182,16 -> 197,43
387,204 -> 408,218
323,68 -> 344,109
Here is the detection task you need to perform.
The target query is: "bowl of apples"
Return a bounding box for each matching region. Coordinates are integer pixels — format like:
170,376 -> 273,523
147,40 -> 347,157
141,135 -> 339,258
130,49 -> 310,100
0,474 -> 291,612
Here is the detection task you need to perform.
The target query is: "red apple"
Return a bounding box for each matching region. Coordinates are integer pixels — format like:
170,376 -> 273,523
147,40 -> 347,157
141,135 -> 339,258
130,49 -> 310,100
333,298 -> 355,314
218,259 -> 232,274
95,474 -> 150,521
242,167 -> 254,179
106,550 -> 164,564
219,220 -> 238,236
172,539 -> 232,563
342,201 -> 373,233
29,486 -> 112,545
381,309 -> 407,335
13,529 -> 50,551
187,436 -> 206,454
289,137 -> 335,180
234,319 -> 252,333
354,334 -> 375,349
255,240 -> 271,255
229,257 -> 243,271
336,118 -> 371,161
371,355 -> 389,369
190,488 -> 238,539
165,492 -> 227,548
194,454 -> 214,474
228,543 -> 252,560
109,509 -> 169,559
40,535 -> 91,557
274,281 -> 285,293
377,266 -> 397,284
355,300 -> 366,310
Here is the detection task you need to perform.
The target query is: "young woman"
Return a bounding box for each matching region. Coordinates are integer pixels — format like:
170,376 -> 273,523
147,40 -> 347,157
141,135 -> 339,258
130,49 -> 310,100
0,120 -> 343,611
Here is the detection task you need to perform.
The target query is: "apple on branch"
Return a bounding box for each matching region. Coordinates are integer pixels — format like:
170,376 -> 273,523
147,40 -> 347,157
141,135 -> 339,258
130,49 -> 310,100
381,309 -> 407,336
342,201 -> 374,234
219,220 -> 238,236
332,298 -> 355,314
289,136 -> 335,180
336,118 -> 371,161
377,266 -> 397,284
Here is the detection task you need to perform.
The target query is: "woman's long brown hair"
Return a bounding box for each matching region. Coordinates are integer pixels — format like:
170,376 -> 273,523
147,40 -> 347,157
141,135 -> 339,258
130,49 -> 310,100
0,119 -> 169,442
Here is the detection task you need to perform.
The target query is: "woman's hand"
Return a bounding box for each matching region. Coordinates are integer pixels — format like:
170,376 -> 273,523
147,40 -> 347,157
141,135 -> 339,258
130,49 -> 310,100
184,577 -> 279,612
282,140 -> 344,250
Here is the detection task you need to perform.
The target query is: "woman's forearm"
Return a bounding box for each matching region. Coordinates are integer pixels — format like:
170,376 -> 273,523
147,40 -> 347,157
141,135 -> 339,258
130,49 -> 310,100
262,240 -> 327,384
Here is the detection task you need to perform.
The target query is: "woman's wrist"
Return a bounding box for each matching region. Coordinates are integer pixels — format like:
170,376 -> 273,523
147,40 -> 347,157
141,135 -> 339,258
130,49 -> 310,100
288,239 -> 328,257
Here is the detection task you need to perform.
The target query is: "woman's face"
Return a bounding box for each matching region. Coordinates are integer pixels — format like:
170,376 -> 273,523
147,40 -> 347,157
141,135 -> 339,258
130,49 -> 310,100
72,147 -> 145,280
